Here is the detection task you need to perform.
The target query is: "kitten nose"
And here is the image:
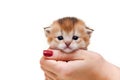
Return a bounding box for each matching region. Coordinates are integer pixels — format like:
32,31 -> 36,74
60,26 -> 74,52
65,41 -> 71,47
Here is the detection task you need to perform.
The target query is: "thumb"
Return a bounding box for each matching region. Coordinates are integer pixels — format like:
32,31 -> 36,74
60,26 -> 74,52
43,49 -> 86,61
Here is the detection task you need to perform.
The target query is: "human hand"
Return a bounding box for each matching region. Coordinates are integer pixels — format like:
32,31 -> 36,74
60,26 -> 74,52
40,50 -> 120,80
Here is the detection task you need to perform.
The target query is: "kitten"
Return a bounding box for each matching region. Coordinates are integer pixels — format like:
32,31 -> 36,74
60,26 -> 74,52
44,17 -> 94,53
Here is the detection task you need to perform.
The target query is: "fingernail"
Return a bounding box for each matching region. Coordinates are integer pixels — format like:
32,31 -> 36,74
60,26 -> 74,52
43,50 -> 53,57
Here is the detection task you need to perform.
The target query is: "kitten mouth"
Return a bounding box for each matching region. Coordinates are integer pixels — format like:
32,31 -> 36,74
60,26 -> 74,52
64,47 -> 71,49
62,47 -> 72,53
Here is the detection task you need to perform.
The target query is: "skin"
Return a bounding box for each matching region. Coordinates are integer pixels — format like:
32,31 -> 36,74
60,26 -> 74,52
40,50 -> 120,80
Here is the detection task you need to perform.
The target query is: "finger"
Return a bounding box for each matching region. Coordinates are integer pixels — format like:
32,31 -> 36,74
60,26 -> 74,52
41,65 -> 57,80
40,57 -> 67,74
43,50 -> 72,60
45,71 -> 57,80
40,57 -> 59,74
43,49 -> 91,61
45,73 -> 53,80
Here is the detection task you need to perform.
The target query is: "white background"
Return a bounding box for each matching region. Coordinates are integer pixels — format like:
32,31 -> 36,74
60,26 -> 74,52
0,0 -> 120,80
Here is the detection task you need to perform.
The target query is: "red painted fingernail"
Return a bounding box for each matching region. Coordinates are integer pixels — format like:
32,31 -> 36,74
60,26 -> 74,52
43,50 -> 53,57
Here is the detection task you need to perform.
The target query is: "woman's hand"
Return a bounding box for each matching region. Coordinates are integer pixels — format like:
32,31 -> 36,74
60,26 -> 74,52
40,50 -> 120,80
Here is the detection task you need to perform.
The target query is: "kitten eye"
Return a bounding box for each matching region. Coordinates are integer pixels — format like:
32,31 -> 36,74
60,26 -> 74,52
57,36 -> 63,40
72,36 -> 79,40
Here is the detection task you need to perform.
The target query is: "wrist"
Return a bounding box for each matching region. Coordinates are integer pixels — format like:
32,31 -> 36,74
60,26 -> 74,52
95,61 -> 120,80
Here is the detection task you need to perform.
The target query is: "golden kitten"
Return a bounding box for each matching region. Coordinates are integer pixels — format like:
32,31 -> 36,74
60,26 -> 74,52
44,17 -> 93,53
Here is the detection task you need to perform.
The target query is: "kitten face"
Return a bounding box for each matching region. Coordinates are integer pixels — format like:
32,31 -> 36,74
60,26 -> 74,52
44,17 -> 93,53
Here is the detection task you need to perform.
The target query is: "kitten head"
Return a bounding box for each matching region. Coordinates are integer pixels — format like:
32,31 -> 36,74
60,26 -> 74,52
44,17 -> 94,53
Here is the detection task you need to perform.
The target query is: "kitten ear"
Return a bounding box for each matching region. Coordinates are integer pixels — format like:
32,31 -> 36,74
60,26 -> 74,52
85,26 -> 94,37
44,27 -> 51,37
